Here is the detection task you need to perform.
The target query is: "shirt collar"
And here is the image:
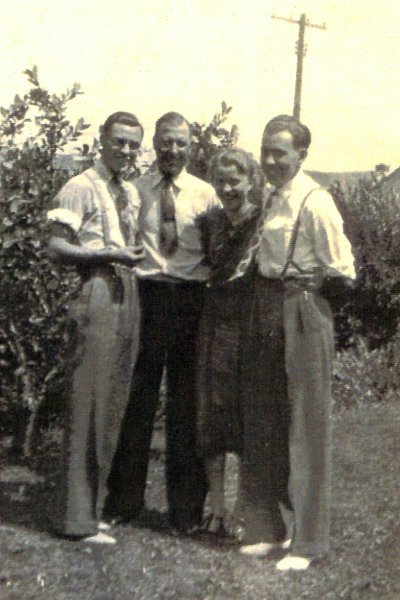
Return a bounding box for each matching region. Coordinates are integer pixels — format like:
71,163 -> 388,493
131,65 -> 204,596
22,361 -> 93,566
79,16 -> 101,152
151,166 -> 192,190
269,169 -> 314,198
94,158 -> 115,183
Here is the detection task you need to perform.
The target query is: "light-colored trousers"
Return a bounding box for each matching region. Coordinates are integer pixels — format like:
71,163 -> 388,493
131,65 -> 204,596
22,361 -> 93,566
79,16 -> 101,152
56,266 -> 139,537
241,275 -> 333,557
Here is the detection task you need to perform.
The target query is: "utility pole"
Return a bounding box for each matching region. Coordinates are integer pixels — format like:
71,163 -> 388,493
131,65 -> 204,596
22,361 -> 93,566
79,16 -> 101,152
271,13 -> 326,120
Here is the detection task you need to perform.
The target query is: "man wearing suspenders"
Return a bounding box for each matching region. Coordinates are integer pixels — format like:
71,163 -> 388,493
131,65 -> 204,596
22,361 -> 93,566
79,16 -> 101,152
239,115 -> 355,570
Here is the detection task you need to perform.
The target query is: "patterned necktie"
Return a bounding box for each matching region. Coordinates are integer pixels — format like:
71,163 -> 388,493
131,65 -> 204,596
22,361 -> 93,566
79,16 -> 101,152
160,176 -> 178,256
112,175 -> 134,245
227,188 -> 278,282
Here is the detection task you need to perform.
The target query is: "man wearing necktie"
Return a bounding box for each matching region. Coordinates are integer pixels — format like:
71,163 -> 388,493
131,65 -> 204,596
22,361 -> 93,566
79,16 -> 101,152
47,112 -> 144,544
107,112 -> 221,533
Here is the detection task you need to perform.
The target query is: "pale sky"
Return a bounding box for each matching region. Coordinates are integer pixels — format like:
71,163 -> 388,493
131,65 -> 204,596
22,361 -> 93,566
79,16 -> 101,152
0,0 -> 399,171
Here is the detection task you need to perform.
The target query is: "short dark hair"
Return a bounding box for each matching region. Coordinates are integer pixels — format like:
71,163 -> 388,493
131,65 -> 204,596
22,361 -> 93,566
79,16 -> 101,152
102,111 -> 144,138
263,114 -> 311,150
154,112 -> 191,138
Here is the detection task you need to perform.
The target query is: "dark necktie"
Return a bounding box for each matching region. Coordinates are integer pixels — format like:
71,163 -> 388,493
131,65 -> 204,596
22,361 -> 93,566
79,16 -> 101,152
160,176 -> 178,256
112,175 -> 132,245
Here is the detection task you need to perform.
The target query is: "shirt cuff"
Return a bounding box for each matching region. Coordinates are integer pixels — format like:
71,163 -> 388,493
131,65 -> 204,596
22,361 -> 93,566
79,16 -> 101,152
47,208 -> 81,233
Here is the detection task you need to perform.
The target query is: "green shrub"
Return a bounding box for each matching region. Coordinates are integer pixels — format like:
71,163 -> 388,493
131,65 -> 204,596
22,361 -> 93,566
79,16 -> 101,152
188,101 -> 239,181
331,181 -> 400,347
0,67 -> 90,454
333,332 -> 400,410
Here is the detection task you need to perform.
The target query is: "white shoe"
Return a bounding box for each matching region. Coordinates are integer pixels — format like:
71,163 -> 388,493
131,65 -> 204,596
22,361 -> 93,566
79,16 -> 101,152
98,521 -> 111,531
83,532 -> 116,545
276,555 -> 311,571
240,542 -> 278,557
240,538 -> 291,557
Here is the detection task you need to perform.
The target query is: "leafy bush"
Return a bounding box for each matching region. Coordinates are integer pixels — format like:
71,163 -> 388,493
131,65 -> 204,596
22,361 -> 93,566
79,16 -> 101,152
330,180 -> 400,406
331,181 -> 400,347
333,332 -> 400,410
188,101 -> 239,181
0,67 -> 90,454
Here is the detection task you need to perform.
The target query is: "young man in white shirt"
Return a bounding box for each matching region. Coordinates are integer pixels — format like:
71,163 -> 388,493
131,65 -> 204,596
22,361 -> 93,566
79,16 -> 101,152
239,114 -> 355,570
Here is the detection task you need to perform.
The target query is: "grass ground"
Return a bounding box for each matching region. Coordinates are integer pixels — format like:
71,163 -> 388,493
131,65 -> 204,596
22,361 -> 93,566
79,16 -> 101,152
1,399 -> 399,600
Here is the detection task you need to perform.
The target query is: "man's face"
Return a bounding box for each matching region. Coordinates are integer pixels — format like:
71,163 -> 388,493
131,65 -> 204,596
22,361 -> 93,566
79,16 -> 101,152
100,123 -> 143,175
260,130 -> 307,188
153,121 -> 191,177
213,164 -> 252,216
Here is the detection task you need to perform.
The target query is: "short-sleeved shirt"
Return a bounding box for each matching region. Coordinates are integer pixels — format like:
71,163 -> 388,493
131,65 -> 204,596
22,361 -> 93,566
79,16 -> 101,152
48,159 -> 140,249
257,171 -> 355,279
134,166 -> 221,281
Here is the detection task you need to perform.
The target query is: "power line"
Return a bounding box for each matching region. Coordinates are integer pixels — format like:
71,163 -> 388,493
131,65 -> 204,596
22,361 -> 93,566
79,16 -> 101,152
271,13 -> 327,120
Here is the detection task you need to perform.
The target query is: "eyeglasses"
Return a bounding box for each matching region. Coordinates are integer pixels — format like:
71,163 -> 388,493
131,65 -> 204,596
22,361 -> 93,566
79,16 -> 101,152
108,137 -> 141,153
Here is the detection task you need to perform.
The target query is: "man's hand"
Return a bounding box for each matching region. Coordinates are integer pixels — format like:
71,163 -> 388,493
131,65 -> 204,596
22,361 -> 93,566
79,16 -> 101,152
110,245 -> 145,267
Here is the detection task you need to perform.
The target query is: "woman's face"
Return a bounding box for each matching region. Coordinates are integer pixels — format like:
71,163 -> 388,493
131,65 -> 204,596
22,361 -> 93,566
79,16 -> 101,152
213,164 -> 252,215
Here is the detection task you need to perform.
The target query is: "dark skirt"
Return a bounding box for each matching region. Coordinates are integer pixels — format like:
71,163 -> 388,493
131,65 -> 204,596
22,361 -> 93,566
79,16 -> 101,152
196,277 -> 253,458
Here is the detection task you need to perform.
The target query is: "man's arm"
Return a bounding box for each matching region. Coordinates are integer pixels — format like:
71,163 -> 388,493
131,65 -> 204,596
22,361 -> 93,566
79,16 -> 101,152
307,190 -> 356,280
48,234 -> 144,268
48,178 -> 144,268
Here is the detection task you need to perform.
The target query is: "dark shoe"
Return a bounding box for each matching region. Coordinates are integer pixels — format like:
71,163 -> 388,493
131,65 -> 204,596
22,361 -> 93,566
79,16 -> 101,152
204,514 -> 225,535
196,514 -> 229,537
102,513 -> 136,526
168,517 -> 202,536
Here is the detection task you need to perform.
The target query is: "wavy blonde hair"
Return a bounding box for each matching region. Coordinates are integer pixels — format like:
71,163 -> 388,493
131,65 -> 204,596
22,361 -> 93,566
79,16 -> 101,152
208,147 -> 264,206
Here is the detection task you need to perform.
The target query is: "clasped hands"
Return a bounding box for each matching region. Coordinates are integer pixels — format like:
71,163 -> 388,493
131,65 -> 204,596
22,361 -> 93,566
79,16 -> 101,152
100,244 -> 145,267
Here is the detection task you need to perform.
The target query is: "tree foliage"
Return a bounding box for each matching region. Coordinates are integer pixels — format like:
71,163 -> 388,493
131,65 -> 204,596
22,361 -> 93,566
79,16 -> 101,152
332,181 -> 400,346
0,67 -> 90,453
188,101 -> 239,180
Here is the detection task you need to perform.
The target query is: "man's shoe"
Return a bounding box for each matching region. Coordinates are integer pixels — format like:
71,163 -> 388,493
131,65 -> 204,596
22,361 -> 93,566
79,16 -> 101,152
240,538 -> 292,557
276,555 -> 311,571
240,542 -> 278,556
83,532 -> 116,545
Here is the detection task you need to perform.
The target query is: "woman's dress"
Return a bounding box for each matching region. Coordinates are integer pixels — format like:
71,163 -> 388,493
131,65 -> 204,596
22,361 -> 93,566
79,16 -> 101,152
196,204 -> 260,459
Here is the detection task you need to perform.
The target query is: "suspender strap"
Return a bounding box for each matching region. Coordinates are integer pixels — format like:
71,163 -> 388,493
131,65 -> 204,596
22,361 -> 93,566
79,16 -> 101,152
84,170 -> 114,247
280,188 -> 320,279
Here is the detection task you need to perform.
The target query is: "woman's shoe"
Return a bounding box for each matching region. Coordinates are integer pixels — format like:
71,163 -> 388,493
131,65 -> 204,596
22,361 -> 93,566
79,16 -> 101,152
207,514 -> 225,535
200,514 -> 226,536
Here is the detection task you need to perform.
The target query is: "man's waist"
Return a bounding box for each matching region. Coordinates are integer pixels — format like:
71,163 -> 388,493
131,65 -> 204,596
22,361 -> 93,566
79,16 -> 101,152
138,277 -> 206,290
135,259 -> 210,282
138,273 -> 189,284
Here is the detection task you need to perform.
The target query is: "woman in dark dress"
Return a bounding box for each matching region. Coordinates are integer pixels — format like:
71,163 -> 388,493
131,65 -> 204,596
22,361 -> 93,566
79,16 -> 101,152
196,147 -> 263,534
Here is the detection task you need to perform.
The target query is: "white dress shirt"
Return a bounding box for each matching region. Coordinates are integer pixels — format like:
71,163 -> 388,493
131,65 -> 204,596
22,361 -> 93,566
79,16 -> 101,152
257,171 -> 355,279
134,166 -> 221,281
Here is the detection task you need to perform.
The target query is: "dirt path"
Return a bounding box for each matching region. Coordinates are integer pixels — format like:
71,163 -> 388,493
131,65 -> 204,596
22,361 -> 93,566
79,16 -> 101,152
1,401 -> 399,599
